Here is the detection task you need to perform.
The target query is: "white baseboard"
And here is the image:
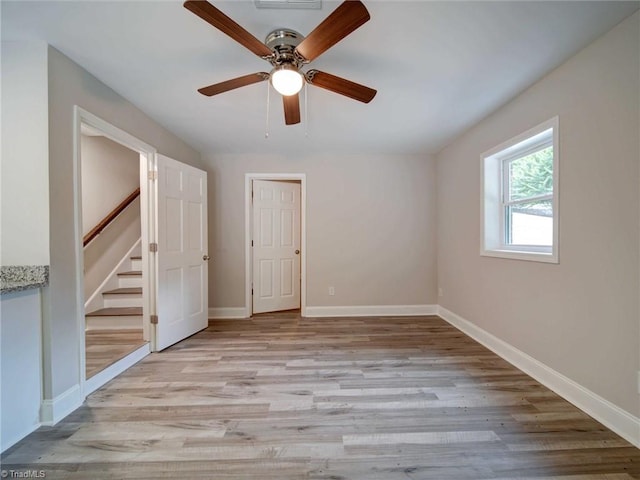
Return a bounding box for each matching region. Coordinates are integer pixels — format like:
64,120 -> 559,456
84,343 -> 150,396
208,307 -> 249,319
306,304 -> 438,317
40,384 -> 83,426
38,344 -> 150,433
437,306 -> 640,448
208,305 -> 438,319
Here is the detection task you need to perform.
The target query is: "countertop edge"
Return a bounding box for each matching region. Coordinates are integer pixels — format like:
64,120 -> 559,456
1,265 -> 50,294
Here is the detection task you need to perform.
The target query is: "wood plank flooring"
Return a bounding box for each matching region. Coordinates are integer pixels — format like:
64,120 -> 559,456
3,312 -> 639,479
85,329 -> 147,379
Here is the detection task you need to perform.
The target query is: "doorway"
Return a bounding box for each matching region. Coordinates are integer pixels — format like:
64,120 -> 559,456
245,174 -> 307,317
74,107 -> 209,395
74,107 -> 155,394
80,126 -> 147,380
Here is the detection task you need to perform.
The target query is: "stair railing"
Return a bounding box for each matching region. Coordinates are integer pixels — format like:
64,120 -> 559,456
83,188 -> 140,247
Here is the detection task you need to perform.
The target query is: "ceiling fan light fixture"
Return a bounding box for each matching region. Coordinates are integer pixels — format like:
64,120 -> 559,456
270,64 -> 304,96
185,0 -> 376,125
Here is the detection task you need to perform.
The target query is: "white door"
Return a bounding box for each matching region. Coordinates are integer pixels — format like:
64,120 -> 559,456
252,180 -> 301,314
155,154 -> 208,350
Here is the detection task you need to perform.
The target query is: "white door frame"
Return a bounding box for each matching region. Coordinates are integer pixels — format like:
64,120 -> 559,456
245,173 -> 307,317
72,106 -> 156,394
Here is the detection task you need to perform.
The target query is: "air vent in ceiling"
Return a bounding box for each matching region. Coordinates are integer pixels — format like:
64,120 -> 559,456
254,0 -> 321,9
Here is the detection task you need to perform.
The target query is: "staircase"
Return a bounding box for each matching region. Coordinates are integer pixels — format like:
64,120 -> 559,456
85,255 -> 143,330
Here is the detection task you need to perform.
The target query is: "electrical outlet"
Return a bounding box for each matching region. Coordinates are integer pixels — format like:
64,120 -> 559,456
438,287 -> 444,297
328,286 -> 335,296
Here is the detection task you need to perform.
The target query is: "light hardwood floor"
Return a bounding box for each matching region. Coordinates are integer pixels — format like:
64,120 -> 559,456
85,329 -> 147,379
3,312 -> 639,479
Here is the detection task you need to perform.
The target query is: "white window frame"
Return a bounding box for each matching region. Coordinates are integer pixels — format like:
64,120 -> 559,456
481,116 -> 559,263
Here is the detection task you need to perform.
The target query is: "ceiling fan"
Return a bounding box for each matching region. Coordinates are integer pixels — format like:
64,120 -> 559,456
184,0 -> 377,125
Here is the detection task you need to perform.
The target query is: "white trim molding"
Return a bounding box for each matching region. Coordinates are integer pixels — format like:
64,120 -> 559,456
40,384 -> 83,427
84,344 -> 150,396
209,305 -> 438,318
481,116 -> 559,264
209,307 -> 249,319
42,343 -> 150,429
306,305 -> 438,317
437,306 -> 640,448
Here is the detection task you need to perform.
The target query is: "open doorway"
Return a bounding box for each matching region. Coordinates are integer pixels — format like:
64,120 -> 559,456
80,125 -> 147,379
74,107 -> 209,394
74,107 -> 155,394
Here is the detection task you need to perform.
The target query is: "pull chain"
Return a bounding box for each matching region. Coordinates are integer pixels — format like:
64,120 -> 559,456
304,81 -> 309,138
265,81 -> 270,139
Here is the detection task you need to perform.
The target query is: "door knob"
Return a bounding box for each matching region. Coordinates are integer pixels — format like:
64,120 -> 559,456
203,255 -> 210,261
295,250 -> 300,255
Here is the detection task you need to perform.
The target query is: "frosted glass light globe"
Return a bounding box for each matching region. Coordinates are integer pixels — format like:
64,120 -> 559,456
271,65 -> 304,96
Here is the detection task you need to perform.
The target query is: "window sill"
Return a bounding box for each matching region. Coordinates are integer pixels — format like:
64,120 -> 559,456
481,248 -> 558,264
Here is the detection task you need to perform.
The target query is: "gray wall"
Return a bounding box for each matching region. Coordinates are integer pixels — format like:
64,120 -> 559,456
45,46 -> 202,402
81,135 -> 140,235
0,41 -> 48,453
204,153 -> 437,310
1,290 -> 43,452
1,41 -> 49,265
436,13 -> 639,417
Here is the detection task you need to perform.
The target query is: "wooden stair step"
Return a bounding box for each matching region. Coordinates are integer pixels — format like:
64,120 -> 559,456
117,270 -> 142,277
85,329 -> 145,343
103,287 -> 142,295
86,307 -> 142,317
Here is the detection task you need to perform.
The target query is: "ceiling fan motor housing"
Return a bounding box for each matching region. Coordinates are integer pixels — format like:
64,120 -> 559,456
265,29 -> 306,67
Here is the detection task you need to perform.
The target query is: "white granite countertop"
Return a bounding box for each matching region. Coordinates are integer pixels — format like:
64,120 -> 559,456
1,266 -> 49,294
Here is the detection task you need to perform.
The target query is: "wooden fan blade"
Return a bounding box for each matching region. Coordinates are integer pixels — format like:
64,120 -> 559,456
184,1 -> 273,58
306,70 -> 376,103
295,0 -> 370,62
283,94 -> 301,125
198,73 -> 269,96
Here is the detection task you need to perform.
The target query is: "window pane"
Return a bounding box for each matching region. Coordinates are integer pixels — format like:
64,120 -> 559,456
508,146 -> 553,201
507,200 -> 553,246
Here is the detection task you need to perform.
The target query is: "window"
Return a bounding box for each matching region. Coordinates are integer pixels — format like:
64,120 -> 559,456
481,117 -> 559,263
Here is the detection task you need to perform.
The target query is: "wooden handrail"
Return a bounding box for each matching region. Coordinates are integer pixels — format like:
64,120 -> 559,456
83,188 -> 140,247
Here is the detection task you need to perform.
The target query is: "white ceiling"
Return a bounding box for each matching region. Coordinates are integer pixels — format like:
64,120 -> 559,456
2,1 -> 638,156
